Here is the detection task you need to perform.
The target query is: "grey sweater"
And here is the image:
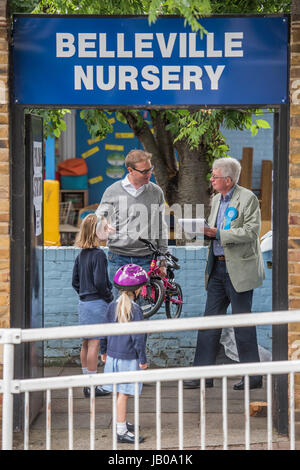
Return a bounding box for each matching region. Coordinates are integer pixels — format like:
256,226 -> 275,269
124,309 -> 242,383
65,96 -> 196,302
96,181 -> 168,256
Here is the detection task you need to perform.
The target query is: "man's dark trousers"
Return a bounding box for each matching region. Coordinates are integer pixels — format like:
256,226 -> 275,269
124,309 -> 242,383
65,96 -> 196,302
193,259 -> 260,367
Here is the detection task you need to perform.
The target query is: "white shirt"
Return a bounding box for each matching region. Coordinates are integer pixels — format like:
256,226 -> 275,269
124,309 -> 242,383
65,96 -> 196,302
121,175 -> 146,198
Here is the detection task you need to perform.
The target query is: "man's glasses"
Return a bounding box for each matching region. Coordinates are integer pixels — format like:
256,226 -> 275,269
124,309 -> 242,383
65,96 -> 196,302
211,175 -> 228,180
132,166 -> 154,175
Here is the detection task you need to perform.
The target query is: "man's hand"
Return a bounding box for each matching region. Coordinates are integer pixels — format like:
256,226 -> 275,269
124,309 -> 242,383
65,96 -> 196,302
101,353 -> 107,363
96,219 -> 116,241
139,363 -> 148,370
204,227 -> 218,238
158,257 -> 167,278
104,223 -> 116,234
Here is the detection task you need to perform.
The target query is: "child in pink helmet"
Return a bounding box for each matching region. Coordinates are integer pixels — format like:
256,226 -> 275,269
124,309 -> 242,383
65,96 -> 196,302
100,264 -> 149,444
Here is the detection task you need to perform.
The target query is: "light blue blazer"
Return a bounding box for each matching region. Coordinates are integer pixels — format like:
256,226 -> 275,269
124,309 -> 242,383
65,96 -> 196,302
205,185 -> 265,293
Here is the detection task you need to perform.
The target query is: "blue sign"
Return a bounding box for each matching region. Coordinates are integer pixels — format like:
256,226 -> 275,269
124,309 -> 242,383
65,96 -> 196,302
13,15 -> 288,106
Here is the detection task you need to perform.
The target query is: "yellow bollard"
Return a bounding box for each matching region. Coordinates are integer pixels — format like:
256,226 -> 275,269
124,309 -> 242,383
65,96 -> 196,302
44,180 -> 60,246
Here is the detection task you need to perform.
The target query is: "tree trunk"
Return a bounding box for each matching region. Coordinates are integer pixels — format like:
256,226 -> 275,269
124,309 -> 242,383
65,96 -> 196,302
175,139 -> 211,215
121,110 -> 170,191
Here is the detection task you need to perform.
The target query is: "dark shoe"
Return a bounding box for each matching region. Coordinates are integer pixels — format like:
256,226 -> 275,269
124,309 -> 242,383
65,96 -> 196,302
117,431 -> 145,444
233,377 -> 263,391
183,379 -> 213,389
95,386 -> 111,396
83,386 -> 111,397
126,422 -> 140,433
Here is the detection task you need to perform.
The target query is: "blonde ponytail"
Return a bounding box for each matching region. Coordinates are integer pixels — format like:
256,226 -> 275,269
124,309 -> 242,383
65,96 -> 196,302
116,291 -> 133,323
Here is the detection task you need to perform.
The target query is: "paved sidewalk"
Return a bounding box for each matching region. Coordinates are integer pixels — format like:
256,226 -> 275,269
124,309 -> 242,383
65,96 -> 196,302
12,364 -> 298,451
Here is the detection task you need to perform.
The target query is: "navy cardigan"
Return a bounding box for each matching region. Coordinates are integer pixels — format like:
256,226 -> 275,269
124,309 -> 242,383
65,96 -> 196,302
72,248 -> 113,303
100,301 -> 147,365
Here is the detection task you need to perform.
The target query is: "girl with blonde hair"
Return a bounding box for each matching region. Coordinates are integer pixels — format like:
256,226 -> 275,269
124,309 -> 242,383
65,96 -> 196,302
100,264 -> 149,444
72,213 -> 113,397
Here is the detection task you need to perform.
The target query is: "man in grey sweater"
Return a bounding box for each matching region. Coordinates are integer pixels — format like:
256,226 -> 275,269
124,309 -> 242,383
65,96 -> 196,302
96,149 -> 168,290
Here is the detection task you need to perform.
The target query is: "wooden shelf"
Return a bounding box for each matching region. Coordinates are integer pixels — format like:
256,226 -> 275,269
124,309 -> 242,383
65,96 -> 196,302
59,189 -> 88,209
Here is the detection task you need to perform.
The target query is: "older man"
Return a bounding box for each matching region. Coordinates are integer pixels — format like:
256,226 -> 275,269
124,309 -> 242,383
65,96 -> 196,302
184,157 -> 265,391
96,149 -> 168,291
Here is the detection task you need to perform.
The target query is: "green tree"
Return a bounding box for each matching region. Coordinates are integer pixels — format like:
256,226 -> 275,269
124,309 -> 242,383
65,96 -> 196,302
10,0 -> 290,215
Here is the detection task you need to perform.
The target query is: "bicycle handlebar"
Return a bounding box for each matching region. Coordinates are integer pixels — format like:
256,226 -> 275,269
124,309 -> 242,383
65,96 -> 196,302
138,237 -> 180,269
138,237 -> 157,252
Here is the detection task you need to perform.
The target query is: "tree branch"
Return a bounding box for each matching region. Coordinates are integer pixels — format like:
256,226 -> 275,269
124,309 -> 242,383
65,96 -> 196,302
121,110 -> 170,189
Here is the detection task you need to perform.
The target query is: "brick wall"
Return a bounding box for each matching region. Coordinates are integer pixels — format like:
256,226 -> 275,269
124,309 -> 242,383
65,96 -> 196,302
0,0 -> 9,438
0,2 -> 297,436
0,2 -> 9,318
44,246 -> 272,367
289,8 -> 300,413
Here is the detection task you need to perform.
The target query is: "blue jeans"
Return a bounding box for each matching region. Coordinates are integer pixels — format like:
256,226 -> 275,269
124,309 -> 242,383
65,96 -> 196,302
107,251 -> 152,299
193,259 -> 260,367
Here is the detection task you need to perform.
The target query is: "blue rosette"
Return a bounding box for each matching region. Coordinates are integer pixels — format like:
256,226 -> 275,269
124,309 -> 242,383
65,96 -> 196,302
224,207 -> 238,229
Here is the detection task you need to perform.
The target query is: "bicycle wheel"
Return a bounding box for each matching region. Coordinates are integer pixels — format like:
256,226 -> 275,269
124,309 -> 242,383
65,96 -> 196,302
165,282 -> 183,319
140,278 -> 165,319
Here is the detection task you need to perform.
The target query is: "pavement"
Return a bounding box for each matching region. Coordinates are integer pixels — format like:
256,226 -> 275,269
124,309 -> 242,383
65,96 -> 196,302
11,363 -> 299,451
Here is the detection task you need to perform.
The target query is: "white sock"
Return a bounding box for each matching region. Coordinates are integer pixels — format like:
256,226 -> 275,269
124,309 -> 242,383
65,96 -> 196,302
82,368 -> 88,374
117,422 -> 128,435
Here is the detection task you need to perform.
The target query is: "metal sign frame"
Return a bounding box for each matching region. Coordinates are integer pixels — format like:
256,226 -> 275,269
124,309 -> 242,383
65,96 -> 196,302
12,14 -> 288,107
9,13 -> 290,434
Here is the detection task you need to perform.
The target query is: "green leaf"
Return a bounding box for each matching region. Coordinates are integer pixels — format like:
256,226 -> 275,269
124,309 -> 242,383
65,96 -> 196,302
59,119 -> 67,131
115,111 -> 127,124
250,124 -> 258,137
256,119 -> 271,129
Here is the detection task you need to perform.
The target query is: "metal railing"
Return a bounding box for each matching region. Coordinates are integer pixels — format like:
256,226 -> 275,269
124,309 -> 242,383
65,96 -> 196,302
1,309 -> 300,451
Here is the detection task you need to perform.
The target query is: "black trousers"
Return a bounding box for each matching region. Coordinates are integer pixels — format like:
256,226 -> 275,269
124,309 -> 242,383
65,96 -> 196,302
193,260 -> 260,367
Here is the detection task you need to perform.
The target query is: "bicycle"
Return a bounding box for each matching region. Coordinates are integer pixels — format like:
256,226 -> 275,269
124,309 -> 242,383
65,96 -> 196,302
138,237 -> 183,319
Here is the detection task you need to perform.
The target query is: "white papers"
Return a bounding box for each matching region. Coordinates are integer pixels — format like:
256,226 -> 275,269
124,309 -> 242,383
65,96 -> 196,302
33,141 -> 43,236
178,218 -> 209,235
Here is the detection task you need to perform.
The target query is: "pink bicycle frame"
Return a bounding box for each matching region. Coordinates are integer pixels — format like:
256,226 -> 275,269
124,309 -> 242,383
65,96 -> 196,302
141,258 -> 183,305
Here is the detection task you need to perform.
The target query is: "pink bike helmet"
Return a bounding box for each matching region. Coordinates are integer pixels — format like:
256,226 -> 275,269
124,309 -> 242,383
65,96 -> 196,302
113,264 -> 149,291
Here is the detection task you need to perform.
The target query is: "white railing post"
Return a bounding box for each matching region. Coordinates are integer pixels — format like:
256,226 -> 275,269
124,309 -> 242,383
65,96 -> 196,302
244,375 -> 250,450
290,373 -> 295,450
24,391 -> 29,450
200,378 -> 206,450
134,382 -> 140,450
68,388 -> 73,450
178,379 -> 183,450
90,386 -> 95,450
46,389 -> 51,450
112,384 -> 117,450
267,374 -> 272,450
156,381 -> 161,450
2,342 -> 15,450
222,376 -> 228,450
